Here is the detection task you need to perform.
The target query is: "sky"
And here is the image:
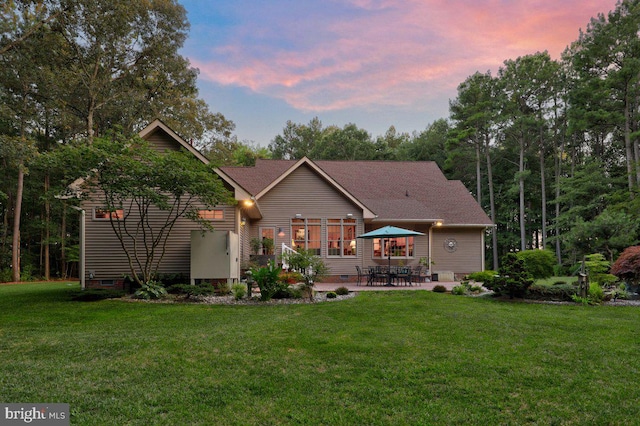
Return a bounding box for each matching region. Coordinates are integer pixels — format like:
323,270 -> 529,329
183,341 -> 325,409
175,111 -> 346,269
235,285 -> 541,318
179,0 -> 617,147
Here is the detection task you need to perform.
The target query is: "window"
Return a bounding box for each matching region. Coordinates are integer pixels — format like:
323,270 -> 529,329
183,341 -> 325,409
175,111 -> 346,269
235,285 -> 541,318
94,208 -> 123,220
327,219 -> 357,257
198,209 -> 224,220
373,237 -> 414,259
291,218 -> 321,255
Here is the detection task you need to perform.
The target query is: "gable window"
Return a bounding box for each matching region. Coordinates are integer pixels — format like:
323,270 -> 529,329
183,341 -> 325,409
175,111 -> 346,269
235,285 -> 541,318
94,208 -> 123,220
291,218 -> 321,255
327,218 -> 357,257
198,209 -> 224,220
373,237 -> 414,259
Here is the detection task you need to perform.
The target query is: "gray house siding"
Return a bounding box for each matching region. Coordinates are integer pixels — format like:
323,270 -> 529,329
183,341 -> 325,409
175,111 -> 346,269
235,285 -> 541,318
248,164 -> 365,276
83,196 -> 236,286
431,228 -> 484,276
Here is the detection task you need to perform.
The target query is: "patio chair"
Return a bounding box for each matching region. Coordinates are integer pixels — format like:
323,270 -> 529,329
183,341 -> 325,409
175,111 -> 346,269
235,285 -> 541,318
412,265 -> 425,286
355,265 -> 365,286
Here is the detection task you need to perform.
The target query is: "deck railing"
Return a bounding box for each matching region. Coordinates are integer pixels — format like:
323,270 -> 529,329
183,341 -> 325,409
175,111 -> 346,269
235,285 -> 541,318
281,243 -> 297,270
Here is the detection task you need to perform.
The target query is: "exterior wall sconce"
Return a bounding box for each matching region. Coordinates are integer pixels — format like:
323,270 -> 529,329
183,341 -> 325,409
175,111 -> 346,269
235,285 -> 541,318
295,213 -> 302,218
277,227 -> 285,237
240,217 -> 246,226
346,213 -> 353,218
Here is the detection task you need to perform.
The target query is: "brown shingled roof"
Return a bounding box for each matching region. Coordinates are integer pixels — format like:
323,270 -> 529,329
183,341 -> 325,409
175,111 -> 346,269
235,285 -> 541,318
218,158 -> 492,226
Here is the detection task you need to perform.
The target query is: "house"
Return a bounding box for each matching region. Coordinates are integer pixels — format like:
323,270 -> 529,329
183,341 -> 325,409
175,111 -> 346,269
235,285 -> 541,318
81,121 -> 493,289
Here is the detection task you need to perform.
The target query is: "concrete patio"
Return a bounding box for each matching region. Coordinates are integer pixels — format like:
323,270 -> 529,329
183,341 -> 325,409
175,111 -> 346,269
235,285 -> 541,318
314,280 -> 459,292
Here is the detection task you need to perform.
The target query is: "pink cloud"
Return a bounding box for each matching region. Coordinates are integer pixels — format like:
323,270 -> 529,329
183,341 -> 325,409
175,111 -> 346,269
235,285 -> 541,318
189,0 -> 616,112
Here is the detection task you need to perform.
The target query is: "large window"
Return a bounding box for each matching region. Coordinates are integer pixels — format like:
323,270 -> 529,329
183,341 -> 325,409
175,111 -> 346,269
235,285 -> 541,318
291,218 -> 321,255
327,219 -> 357,257
94,208 -> 123,220
198,209 -> 224,220
373,237 -> 414,259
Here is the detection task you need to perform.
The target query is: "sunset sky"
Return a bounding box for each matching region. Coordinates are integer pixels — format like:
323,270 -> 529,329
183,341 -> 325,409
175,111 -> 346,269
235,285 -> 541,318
179,0 -> 616,146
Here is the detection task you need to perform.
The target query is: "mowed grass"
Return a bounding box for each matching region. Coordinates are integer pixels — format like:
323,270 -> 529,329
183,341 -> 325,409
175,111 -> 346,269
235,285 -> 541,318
1,283 -> 640,425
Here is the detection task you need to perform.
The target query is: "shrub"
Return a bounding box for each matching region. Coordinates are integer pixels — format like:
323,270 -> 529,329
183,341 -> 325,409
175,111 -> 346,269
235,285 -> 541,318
516,250 -> 555,279
451,285 -> 467,295
72,289 -> 125,301
214,281 -> 232,295
167,282 -> 215,298
527,283 -> 577,301
432,285 -> 447,293
489,253 -> 534,298
133,281 -> 167,300
588,282 -> 605,304
611,246 -> 640,286
466,270 -> 497,286
251,260 -> 287,301
231,283 -> 246,300
279,271 -> 303,284
326,291 -> 337,299
335,286 -> 349,295
0,268 -> 12,283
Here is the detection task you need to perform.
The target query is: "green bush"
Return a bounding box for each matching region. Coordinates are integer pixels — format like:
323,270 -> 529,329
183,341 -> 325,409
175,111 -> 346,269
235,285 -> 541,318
0,268 -> 12,283
251,260 -> 288,301
231,283 -> 246,300
527,283 -> 577,301
335,286 -> 349,295
167,282 -> 215,298
432,285 -> 447,293
588,282 -> 605,304
451,285 -> 467,295
326,291 -> 337,299
516,250 -> 555,279
133,281 -> 167,300
466,270 -> 497,286
72,289 -> 126,301
488,253 -> 534,298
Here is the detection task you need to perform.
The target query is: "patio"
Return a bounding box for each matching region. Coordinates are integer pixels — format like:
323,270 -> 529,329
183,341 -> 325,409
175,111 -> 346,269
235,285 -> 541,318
314,280 -> 459,292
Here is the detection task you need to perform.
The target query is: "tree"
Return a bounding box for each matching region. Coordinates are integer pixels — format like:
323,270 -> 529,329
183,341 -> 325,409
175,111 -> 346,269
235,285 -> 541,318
312,123 -> 373,160
611,245 -> 640,286
269,118 -> 323,159
49,133 -> 233,286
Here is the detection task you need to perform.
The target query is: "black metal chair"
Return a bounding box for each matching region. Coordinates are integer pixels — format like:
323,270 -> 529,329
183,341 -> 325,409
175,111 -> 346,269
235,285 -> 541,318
355,265 -> 365,286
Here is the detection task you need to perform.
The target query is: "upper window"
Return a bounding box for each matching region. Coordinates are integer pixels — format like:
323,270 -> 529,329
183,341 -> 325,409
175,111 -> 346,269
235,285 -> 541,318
291,218 -> 321,255
198,209 -> 224,220
327,219 -> 357,257
94,208 -> 123,220
373,237 -> 414,259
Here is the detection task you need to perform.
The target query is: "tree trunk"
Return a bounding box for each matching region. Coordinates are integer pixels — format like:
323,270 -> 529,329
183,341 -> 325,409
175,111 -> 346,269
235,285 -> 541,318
61,205 -> 67,279
11,165 -> 24,282
519,135 -> 526,252
475,139 -> 482,205
624,95 -> 635,193
44,173 -> 50,280
539,130 -> 547,250
485,135 -> 498,270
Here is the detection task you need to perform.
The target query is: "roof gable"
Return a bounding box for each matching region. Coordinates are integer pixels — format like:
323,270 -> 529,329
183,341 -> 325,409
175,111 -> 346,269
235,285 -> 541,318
218,158 -> 492,226
139,119 -> 209,164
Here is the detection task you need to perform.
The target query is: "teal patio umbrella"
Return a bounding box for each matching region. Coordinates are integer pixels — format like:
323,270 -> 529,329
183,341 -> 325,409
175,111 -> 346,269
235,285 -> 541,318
357,225 -> 425,285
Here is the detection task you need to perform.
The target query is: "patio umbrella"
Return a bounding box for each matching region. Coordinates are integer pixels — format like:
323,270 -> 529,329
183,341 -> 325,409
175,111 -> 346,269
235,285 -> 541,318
357,225 -> 425,286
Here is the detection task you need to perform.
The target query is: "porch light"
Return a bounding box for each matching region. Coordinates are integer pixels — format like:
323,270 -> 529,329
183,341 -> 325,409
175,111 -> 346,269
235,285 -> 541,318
243,199 -> 254,207
277,228 -> 285,237
240,217 -> 246,226
435,220 -> 443,226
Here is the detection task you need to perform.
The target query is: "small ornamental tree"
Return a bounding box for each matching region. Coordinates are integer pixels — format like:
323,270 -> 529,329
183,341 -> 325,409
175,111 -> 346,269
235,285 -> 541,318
281,248 -> 329,300
488,253 -> 534,298
611,246 -> 640,287
49,133 -> 234,287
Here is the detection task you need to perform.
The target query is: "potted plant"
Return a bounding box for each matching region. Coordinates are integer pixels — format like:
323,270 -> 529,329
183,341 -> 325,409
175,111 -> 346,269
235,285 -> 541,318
249,237 -> 276,266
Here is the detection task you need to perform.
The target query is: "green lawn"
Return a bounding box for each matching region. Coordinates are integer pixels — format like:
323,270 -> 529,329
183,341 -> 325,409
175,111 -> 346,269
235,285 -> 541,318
1,282 -> 639,425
